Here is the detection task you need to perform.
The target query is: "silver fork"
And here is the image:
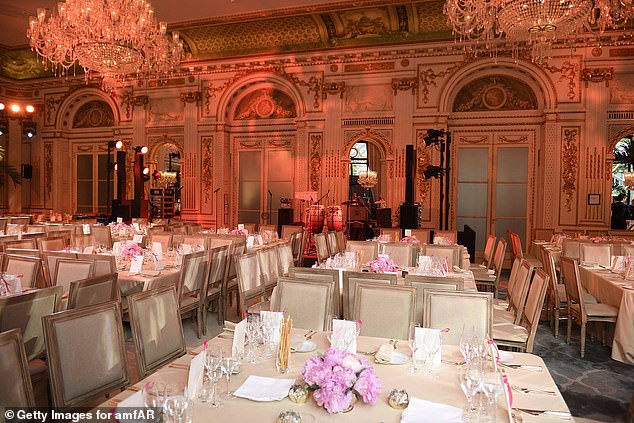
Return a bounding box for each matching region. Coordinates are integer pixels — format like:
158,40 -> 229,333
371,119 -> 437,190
511,386 -> 557,396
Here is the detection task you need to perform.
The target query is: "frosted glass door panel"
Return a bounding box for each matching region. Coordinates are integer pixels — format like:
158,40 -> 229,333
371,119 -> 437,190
457,183 -> 488,216
239,151 -> 262,224
458,148 -> 488,181
457,147 -> 489,257
495,218 -> 526,246
496,185 -> 527,217
495,146 -> 528,249
497,148 -> 528,182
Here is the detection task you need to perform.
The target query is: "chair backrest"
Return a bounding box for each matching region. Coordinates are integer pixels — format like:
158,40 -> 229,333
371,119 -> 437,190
560,256 -> 585,318
240,223 -> 256,234
422,244 -> 459,269
277,242 -> 295,276
491,239 -> 507,274
507,230 -> 523,262
623,244 -> 634,257
179,251 -> 209,300
541,249 -> 564,306
53,259 -> 95,294
43,301 -> 129,408
187,223 -> 203,234
0,328 -> 35,407
508,260 -> 535,323
353,283 -> 416,340
76,253 -> 116,277
42,251 -> 77,286
25,225 -> 45,234
505,258 -> 522,300
345,241 -> 378,265
562,239 -> 581,259
379,228 -> 401,242
259,224 -> 276,234
342,271 -> 397,320
5,239 -> 37,250
4,254 -> 43,288
423,291 -> 493,345
127,285 -> 186,379
520,268 -> 550,353
0,286 -> 63,360
274,277 -> 333,331
289,267 -> 341,317
208,245 -> 230,298
405,275 -> 464,323
9,217 -> 30,226
335,231 -> 346,253
407,229 -> 431,244
281,225 -> 302,240
326,231 -> 339,256
380,242 -> 418,267
91,226 -> 113,249
482,235 -> 496,268
0,218 -> 7,234
235,252 -> 265,314
291,231 -> 307,266
315,233 -> 330,262
38,236 -> 67,252
433,230 -> 458,243
150,232 -> 173,253
182,235 -> 207,250
579,243 -> 612,267
67,273 -> 120,310
71,233 -> 94,250
257,247 -> 280,291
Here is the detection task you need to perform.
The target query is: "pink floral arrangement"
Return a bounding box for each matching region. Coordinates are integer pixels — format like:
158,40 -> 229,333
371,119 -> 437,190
400,236 -> 420,244
231,229 -> 247,235
109,222 -> 131,233
121,243 -> 144,258
301,348 -> 381,413
368,256 -> 399,273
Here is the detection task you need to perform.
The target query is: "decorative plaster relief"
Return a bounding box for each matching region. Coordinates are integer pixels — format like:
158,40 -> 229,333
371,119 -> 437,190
309,133 -> 322,192
234,89 -> 296,120
541,60 -> 579,101
44,95 -> 62,126
453,76 -> 537,112
561,128 -> 579,213
148,97 -> 184,124
72,100 -> 115,128
201,136 -> 213,204
44,143 -> 52,202
610,73 -> 634,104
344,84 -> 393,112
419,63 -> 461,105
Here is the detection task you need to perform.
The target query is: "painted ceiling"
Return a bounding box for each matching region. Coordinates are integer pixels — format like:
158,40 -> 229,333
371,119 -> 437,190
0,0 -> 452,80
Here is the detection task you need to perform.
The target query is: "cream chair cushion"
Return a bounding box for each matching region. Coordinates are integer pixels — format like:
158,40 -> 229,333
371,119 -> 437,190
68,274 -> 119,310
53,259 -> 94,294
571,303 -> 618,317
274,278 -> 332,331
39,237 -> 66,252
346,241 -> 378,265
579,243 -> 612,267
406,276 -> 463,324
0,328 -> 35,407
343,271 -> 396,320
353,284 -> 415,340
5,255 -> 41,288
381,243 -> 418,267
289,268 -> 340,317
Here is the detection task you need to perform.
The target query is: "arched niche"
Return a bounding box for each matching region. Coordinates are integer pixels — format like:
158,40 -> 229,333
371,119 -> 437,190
233,88 -> 297,120
452,76 -> 538,112
72,100 -> 115,128
56,87 -> 120,129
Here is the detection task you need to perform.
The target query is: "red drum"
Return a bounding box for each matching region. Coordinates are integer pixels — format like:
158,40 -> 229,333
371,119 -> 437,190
326,206 -> 343,230
306,205 -> 325,234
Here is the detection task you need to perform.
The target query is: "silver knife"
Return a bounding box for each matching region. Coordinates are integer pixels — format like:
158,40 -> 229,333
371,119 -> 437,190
515,408 -> 571,419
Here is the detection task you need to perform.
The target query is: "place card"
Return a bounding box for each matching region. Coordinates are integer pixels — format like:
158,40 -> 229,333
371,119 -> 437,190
133,234 -> 144,244
256,235 -> 264,246
187,351 -> 205,400
405,229 -> 412,236
261,311 -> 284,344
133,222 -> 140,232
246,236 -> 255,249
232,319 -> 247,357
152,242 -> 164,258
331,319 -> 357,354
181,244 -> 193,255
129,256 -> 144,274
238,224 -> 245,232
612,256 -> 626,273
117,217 -> 123,223
82,224 -> 91,235
415,327 -> 442,368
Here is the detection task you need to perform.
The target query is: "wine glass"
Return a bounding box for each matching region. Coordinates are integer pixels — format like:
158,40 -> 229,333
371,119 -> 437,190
325,315 -> 338,345
221,355 -> 239,400
481,362 -> 505,423
459,362 -> 483,422
204,347 -> 223,408
163,392 -> 192,423
408,322 -> 421,373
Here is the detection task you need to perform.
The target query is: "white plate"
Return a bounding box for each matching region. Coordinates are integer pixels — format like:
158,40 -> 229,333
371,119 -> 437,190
375,351 -> 409,365
291,340 -> 317,353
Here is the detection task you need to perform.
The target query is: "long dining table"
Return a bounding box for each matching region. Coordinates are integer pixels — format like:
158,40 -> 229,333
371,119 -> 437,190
102,329 -> 571,422
578,266 -> 634,365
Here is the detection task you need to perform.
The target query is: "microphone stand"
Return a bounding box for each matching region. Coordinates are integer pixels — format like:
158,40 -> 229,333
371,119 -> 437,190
267,190 -> 273,224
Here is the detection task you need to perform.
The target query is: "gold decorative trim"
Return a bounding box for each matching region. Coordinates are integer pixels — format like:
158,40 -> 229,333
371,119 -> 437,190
459,136 -> 488,144
323,82 -> 346,99
416,129 -> 431,205
344,62 -> 394,72
309,133 -> 322,192
542,61 -> 578,100
44,143 -> 53,202
391,77 -> 418,95
498,135 -> 528,143
561,128 -> 579,212
201,136 -> 213,204
419,63 -> 460,104
44,95 -> 62,126
180,91 -> 203,104
581,67 -> 614,87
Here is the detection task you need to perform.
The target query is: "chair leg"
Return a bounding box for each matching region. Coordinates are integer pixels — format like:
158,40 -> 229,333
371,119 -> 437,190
580,323 -> 586,358
566,314 -> 572,344
554,308 -> 560,338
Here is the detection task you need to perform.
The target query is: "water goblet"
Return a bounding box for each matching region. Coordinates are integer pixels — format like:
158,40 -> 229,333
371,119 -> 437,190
163,393 -> 193,423
221,355 -> 239,400
408,322 -> 421,373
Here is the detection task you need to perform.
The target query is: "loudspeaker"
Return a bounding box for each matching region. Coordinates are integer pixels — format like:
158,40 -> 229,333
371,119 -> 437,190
405,145 -> 416,204
116,151 -> 126,201
112,200 -> 131,222
348,205 -> 368,221
278,208 -> 293,226
21,164 -> 32,179
376,208 -> 392,228
399,204 -> 420,229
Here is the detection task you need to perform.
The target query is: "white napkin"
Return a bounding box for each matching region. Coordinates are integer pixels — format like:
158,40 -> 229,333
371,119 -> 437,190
401,397 -> 462,423
232,319 -> 247,357
187,351 -> 205,400
233,376 -> 295,401
331,319 -> 357,353
117,390 -> 144,407
260,311 -> 284,344
415,327 -> 442,367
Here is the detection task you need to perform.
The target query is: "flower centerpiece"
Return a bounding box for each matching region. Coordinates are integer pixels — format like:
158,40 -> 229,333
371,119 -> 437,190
400,236 -> 420,244
368,256 -> 399,273
121,243 -> 144,259
231,229 -> 247,235
301,348 -> 381,413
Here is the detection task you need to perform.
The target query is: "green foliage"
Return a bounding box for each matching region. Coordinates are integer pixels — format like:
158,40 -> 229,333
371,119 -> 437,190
0,145 -> 22,186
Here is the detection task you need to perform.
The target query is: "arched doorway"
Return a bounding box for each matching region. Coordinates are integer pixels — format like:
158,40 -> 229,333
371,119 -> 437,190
347,140 -> 386,220
147,141 -> 183,217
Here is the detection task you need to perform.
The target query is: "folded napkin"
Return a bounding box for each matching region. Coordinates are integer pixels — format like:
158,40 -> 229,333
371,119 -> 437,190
233,375 -> 295,401
401,397 -> 462,423
187,351 -> 205,400
117,390 -> 144,407
375,344 -> 394,363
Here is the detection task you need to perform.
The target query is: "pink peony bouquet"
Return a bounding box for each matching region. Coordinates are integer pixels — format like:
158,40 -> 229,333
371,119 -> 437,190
121,243 -> 144,258
368,256 -> 399,273
231,229 -> 247,235
301,348 -> 381,413
400,236 -> 420,244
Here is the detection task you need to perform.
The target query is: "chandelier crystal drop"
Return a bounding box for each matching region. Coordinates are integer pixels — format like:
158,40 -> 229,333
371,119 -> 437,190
358,170 -> 378,189
27,0 -> 184,87
444,0 -> 634,62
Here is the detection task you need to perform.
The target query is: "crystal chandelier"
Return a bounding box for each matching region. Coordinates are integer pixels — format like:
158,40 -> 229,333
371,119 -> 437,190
27,0 -> 184,87
444,0 -> 634,62
358,170 -> 378,188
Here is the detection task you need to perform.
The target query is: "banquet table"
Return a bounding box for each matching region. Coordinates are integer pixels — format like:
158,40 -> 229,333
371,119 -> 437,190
102,330 -> 571,422
578,266 -> 634,365
117,266 -> 181,297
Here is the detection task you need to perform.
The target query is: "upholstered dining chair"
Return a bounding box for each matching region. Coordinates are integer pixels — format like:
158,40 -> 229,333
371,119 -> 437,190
474,238 -> 507,298
335,230 -> 346,253
257,246 -> 280,297
560,257 -> 618,358
579,243 -> 612,267
67,273 -> 120,310
292,231 -> 307,267
0,235 -> 19,252
421,244 -> 461,269
281,225 -> 302,240
500,259 -> 535,325
235,252 -> 267,316
37,236 -> 66,252
404,275 -> 464,324
493,257 -> 521,310
0,328 -> 35,407
5,238 -> 37,250
315,233 -> 330,263
182,235 -> 207,250
472,235 -> 496,271
379,228 -> 402,242
289,267 -> 341,317
353,283 -> 416,340
423,291 -> 493,345
326,231 -> 339,256
76,253 -> 116,277
407,229 -> 431,245
150,232 -> 173,253
342,271 -> 397,320
25,225 -> 45,234
91,226 -> 113,249
259,224 -> 277,235
562,239 -> 581,260
622,244 -> 634,257
493,269 -> 550,353
186,223 -> 203,235
206,245 -> 230,329
71,233 -> 94,251
127,285 -> 186,379
277,242 -> 295,277
177,251 -> 210,338
433,230 -> 458,244
9,217 -> 30,226
240,223 -> 256,234
0,217 -> 7,234
5,248 -> 41,258
3,254 -> 43,288
43,301 -> 129,408
345,241 -> 379,265
53,259 -> 95,295
42,251 -> 77,287
381,242 -> 419,267
273,277 -> 333,331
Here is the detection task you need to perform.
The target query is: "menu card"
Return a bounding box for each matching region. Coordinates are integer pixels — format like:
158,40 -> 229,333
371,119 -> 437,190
133,222 -> 140,232
133,234 -> 144,244
405,229 -> 412,236
232,319 -> 247,357
246,236 -> 255,249
117,217 -> 123,223
256,235 -> 264,246
82,224 -> 91,235
129,255 -> 144,274
151,242 -> 164,258
331,319 -> 357,354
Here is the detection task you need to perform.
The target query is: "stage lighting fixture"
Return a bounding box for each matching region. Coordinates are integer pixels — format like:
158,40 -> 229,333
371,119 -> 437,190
10,104 -> 20,113
114,163 -> 118,171
423,128 -> 445,146
115,140 -> 123,149
152,170 -> 161,180
0,120 -> 7,136
0,103 -> 5,111
21,121 -> 36,138
141,146 -> 148,154
25,105 -> 35,113
134,145 -> 149,154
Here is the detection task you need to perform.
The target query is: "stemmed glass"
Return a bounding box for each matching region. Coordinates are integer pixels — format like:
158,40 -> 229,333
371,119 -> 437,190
421,332 -> 441,375
245,314 -> 260,363
221,355 -> 239,400
481,362 -> 505,423
459,361 -> 483,422
163,391 -> 193,423
143,382 -> 172,422
408,322 -> 421,373
325,314 -> 338,345
204,347 -> 224,408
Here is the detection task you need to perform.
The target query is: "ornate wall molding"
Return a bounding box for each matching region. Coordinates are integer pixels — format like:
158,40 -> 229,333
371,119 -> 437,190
44,143 -> 52,202
201,136 -> 213,204
72,100 -> 115,128
561,128 -> 579,212
342,128 -> 394,157
453,76 -> 538,112
322,82 -> 346,99
234,89 -> 296,120
391,77 -> 418,95
581,67 -> 614,87
309,133 -> 322,192
498,135 -> 528,143
419,63 -> 461,104
542,61 -> 578,100
180,91 -> 203,104
114,91 -> 149,120
415,129 -> 432,206
44,95 -> 62,126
